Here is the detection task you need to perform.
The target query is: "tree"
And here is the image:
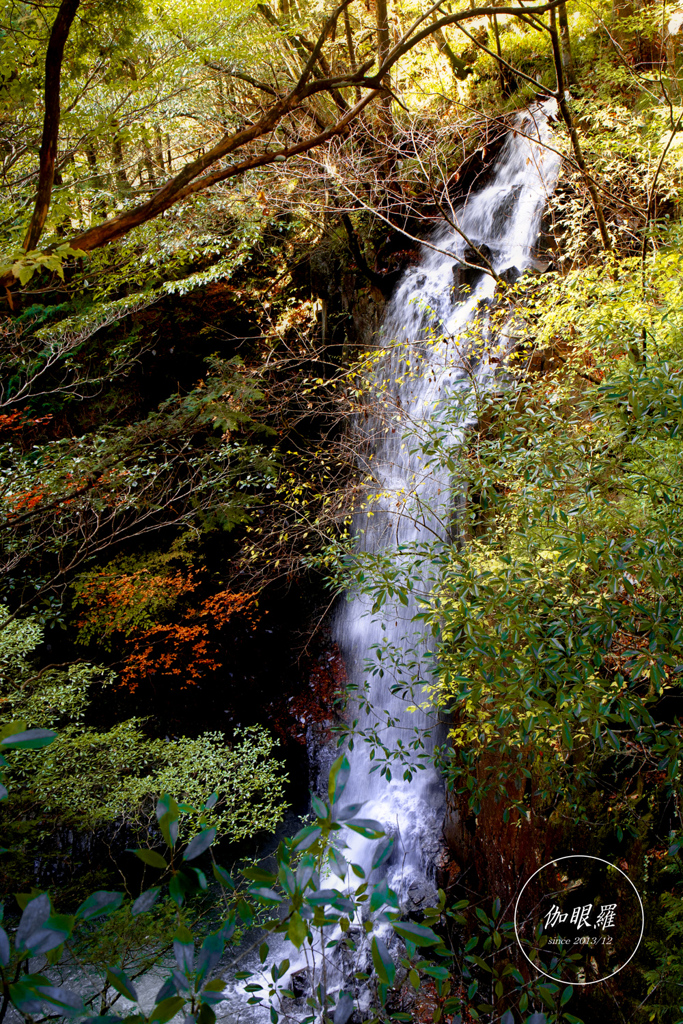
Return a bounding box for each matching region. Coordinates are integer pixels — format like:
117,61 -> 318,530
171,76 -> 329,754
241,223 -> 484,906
1,0 -> 570,288
22,0 -> 82,252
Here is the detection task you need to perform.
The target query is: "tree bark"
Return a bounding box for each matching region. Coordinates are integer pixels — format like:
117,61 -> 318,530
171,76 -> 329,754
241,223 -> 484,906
4,0 -> 568,281
549,5 -> 612,251
86,146 -> 107,217
557,0 -> 575,84
153,126 -> 166,172
375,0 -> 392,124
23,0 -> 81,252
142,134 -> 157,187
341,211 -> 386,289
431,14 -> 470,80
111,129 -> 130,192
344,7 -> 362,101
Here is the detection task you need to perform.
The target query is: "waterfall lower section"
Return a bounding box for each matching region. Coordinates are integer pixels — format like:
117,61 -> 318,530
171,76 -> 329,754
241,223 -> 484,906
332,100 -> 561,903
220,102 -> 560,1023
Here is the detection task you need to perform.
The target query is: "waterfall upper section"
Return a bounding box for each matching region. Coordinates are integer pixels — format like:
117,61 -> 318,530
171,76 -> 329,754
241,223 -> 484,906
331,100 -> 561,905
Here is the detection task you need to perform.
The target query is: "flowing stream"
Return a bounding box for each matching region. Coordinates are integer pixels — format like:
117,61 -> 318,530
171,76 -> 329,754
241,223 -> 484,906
222,100 -> 560,1022
332,99 -> 561,902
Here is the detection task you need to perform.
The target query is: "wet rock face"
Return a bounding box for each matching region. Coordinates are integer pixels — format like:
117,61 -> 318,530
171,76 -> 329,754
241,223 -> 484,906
289,968 -> 311,999
307,720 -> 338,798
405,877 -> 439,911
451,243 -> 497,297
442,763 -> 555,906
498,264 -> 522,285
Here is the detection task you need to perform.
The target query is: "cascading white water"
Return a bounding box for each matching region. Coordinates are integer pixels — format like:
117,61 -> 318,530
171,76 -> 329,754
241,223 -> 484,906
221,102 -> 560,1023
332,101 -> 561,902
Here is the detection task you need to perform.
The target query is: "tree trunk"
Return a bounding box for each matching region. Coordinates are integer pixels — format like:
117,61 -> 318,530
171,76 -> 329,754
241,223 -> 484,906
374,0 -> 393,173
344,7 -> 362,101
375,0 -> 392,128
612,0 -> 634,55
86,146 -> 107,217
549,5 -> 612,251
431,15 -> 470,80
142,134 -> 157,187
153,126 -> 165,172
23,0 -> 81,251
112,132 -> 131,193
488,13 -> 515,95
666,17 -> 681,99
557,0 -> 575,84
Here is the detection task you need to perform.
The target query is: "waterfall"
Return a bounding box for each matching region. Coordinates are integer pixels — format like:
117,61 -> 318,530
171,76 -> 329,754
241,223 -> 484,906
223,103 -> 560,1023
332,100 -> 561,903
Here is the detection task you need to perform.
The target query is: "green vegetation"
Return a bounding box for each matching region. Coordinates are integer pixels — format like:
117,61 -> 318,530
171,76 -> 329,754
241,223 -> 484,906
3,0 -> 683,1019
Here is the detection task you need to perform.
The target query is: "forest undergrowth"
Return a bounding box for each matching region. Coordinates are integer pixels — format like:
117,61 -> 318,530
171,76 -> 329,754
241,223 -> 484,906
2,0 -> 683,1019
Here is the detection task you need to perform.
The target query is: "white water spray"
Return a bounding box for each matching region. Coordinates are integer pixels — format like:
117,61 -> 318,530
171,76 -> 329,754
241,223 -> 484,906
220,102 -> 560,1022
332,101 -> 561,904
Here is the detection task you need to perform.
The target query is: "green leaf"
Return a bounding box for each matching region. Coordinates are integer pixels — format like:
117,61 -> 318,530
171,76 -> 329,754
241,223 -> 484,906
106,967 -> 138,1001
183,828 -> 216,861
28,913 -> 75,954
196,930 -> 227,986
329,847 -> 348,880
418,965 -> 449,981
9,976 -> 51,1014
16,893 -> 50,950
392,921 -> 440,947
371,836 -> 395,870
150,996 -> 186,1023
292,825 -> 322,851
328,753 -> 351,805
213,864 -> 235,888
236,900 -> 254,925
0,722 -> 25,744
371,936 -> 396,986
134,849 -> 168,870
0,728 -> 56,750
173,925 -> 194,974
77,891 -> 123,920
169,873 -> 190,907
345,819 -> 385,839
311,793 -> 329,819
538,986 -> 556,1010
131,887 -> 161,916
197,1003 -> 217,1024
287,911 -> 308,949
158,811 -> 179,850
249,887 -> 283,905
242,866 -> 276,883
16,904 -> 73,955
